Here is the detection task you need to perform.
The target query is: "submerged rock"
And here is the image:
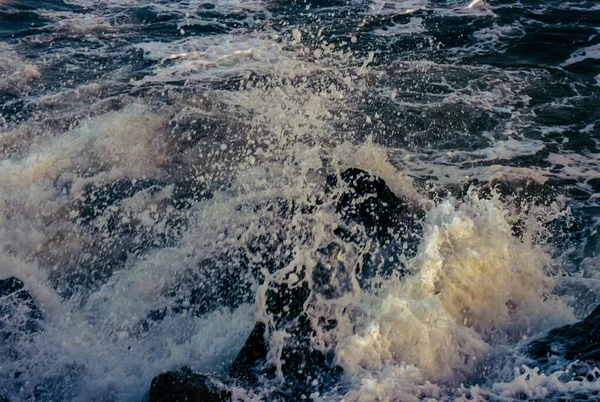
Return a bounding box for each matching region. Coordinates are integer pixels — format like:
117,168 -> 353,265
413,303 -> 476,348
230,318 -> 342,400
143,168 -> 415,400
527,303 -> 600,365
0,277 -> 44,401
0,277 -> 42,344
146,368 -> 231,402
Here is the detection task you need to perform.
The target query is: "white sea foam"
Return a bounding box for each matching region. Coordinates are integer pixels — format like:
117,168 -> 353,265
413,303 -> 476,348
386,139 -> 552,189
373,17 -> 426,36
37,12 -> 118,36
335,195 -> 574,400
0,103 -> 171,276
1,1 -> 598,401
490,365 -> 600,399
133,29 -> 350,86
470,22 -> 526,55
561,43 -> 600,67
366,0 -> 430,16
0,42 -> 40,94
135,35 -> 290,84
2,282 -> 255,401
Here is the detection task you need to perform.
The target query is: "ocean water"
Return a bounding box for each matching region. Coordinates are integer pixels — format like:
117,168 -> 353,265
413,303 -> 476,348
1,0 -> 599,401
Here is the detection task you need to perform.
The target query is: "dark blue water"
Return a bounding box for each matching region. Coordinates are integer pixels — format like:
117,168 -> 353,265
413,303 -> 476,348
1,0 -> 600,400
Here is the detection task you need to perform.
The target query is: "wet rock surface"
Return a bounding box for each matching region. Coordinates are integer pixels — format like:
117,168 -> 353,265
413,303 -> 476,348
0,277 -> 44,401
527,303 -> 600,366
145,169 -> 416,401
227,246 -> 344,399
327,167 -> 417,241
141,169 -> 419,325
229,321 -> 269,383
328,168 -> 423,280
230,318 -> 342,400
147,368 -> 231,402
0,277 -> 42,346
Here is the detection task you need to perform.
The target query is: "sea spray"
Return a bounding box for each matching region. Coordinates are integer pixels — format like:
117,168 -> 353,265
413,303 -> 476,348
335,194 -> 575,400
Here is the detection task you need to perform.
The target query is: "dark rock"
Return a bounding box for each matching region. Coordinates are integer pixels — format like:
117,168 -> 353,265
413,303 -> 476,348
230,245 -> 346,398
230,317 -> 342,400
227,169 -> 421,398
326,168 -> 415,241
312,242 -> 354,300
273,315 -> 343,397
527,304 -> 600,365
147,368 -> 231,402
145,169 -> 416,400
230,322 -> 269,382
327,168 -> 422,280
0,277 -> 42,344
229,278 -> 314,386
0,277 -> 44,400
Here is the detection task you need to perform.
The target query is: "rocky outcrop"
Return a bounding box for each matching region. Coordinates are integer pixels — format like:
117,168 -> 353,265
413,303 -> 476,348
527,304 -> 600,365
0,277 -> 42,345
327,168 -> 422,280
230,317 -> 342,399
143,168 -> 419,401
140,168 -> 421,327
327,167 -> 417,241
1,277 -> 44,401
146,368 -> 230,402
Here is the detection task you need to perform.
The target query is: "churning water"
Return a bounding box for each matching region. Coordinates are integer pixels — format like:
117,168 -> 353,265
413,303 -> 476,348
1,0 -> 600,401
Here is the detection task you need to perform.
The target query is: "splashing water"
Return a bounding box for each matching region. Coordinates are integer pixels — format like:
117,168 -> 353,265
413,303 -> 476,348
1,0 -> 600,401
